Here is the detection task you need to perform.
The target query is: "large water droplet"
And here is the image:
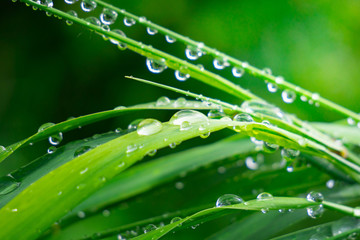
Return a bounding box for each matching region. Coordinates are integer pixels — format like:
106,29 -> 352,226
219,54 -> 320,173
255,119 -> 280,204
207,109 -> 225,119
49,132 -> 63,146
175,70 -> 190,81
137,119 -> 162,136
213,58 -> 229,70
233,113 -> 254,123
156,96 -> 171,106
282,90 -> 296,103
144,224 -> 157,233
0,175 -> 21,195
307,205 -> 324,219
232,67 -> 244,78
267,83 -> 278,93
38,122 -> 55,132
169,110 -> 209,126
263,142 -> 279,153
110,29 -> 127,50
146,58 -> 167,73
123,17 -> 135,26
257,192 -> 273,200
66,10 -> 77,26
185,46 -> 202,60
74,146 -> 93,157
174,97 -> 187,107
281,148 -> 300,161
100,8 -> 118,25
165,35 -> 176,43
216,194 -> 243,207
146,27 -> 158,35
81,0 -> 96,12
306,191 -> 324,203
170,217 -> 182,224
37,0 -> 53,7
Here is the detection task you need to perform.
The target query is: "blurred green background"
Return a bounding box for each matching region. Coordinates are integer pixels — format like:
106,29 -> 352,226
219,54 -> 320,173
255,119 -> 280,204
1,0 -> 359,171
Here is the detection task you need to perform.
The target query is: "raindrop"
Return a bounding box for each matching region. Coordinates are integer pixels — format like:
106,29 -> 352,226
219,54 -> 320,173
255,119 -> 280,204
77,211 -> 86,218
347,117 -> 355,126
144,224 -> 157,233
47,146 -> 57,154
232,67 -> 245,78
74,146 -> 93,157
263,68 -> 272,75
241,100 -> 291,123
307,205 -> 324,219
146,27 -> 158,35
174,97 -> 187,107
300,95 -> 308,102
156,96 -> 171,106
267,83 -> 278,93
169,110 -> 209,126
147,149 -> 157,157
257,192 -> 273,200
0,175 -> 21,195
216,194 -> 243,207
136,119 -> 162,136
49,132 -> 63,146
169,143 -> 177,149
102,209 -> 111,217
123,17 -> 135,26
275,76 -> 284,84
66,10 -> 77,26
165,35 -> 176,43
109,29 -> 127,50
128,119 -> 144,131
245,156 -> 261,170
64,0 -> 77,4
326,179 -> 335,189
185,46 -> 202,60
282,90 -> 296,103
100,8 -> 118,25
281,148 -> 300,161
170,217 -> 182,224
81,0 -> 96,12
175,70 -> 190,81
0,146 -> 6,154
37,0 -> 53,7
233,113 -> 254,123
207,109 -> 225,119
213,58 -> 229,70
85,17 -> 101,26
263,142 -> 279,153
175,182 -> 184,190
199,124 -> 210,138
126,144 -> 138,156
146,58 -> 167,73
306,191 -> 324,203
180,121 -> 191,131
38,122 -> 55,132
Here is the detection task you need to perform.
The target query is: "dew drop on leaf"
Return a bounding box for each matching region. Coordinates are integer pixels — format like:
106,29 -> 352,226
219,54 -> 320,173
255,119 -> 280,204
64,0 -> 77,4
281,148 -> 300,161
74,146 -> 93,157
144,224 -> 157,233
169,110 -> 209,126
0,175 -> 21,195
123,17 -> 135,27
307,205 -> 324,219
65,10 -> 77,26
170,217 -> 182,224
136,119 -> 162,136
213,58 -> 229,70
36,0 -> 53,7
146,27 -> 158,35
216,194 -> 243,207
146,58 -> 167,74
165,35 -> 176,43
306,191 -> 324,203
267,83 -> 278,93
47,146 -> 57,154
38,122 -> 55,132
263,142 -> 279,153
156,96 -> 171,106
109,29 -> 127,50
85,17 -> 101,26
80,0 -> 96,12
257,192 -> 273,200
232,67 -> 244,78
49,132 -> 63,146
100,8 -> 118,25
282,89 -> 296,103
185,46 -> 202,60
128,119 -> 144,131
173,97 -> 187,107
174,70 -> 190,81
233,113 -> 254,123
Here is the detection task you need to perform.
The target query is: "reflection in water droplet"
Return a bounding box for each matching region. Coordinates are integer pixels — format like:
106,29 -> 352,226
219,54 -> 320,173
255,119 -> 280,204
123,17 -> 135,26
64,0 -> 77,4
185,46 -> 202,60
47,146 -> 57,154
128,119 -> 144,131
100,8 -> 118,25
49,132 -> 63,146
109,29 -> 127,50
146,58 -> 167,73
175,70 -> 190,81
282,90 -> 296,103
136,119 -> 162,136
81,0 -> 96,12
169,110 -> 209,126
267,83 -> 278,93
216,194 -> 243,207
38,122 -> 55,132
146,27 -> 158,35
213,58 -> 229,70
232,67 -> 244,78
144,224 -> 157,233
307,205 -> 324,219
170,217 -> 182,224
165,35 -> 176,43
281,148 -> 300,161
37,0 -> 53,7
306,191 -> 324,203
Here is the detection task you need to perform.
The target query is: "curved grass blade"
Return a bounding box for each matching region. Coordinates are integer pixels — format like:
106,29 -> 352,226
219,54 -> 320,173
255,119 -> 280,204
0,119 -> 232,240
0,100 -> 218,164
312,123 -> 360,145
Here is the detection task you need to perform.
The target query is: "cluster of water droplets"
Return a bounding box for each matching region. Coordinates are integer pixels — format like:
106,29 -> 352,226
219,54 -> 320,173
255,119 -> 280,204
306,191 -> 324,219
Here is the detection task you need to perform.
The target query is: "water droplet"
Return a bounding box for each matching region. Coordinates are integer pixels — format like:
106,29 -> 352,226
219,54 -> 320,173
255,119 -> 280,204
147,149 -> 157,157
282,90 -> 296,103
275,76 -> 284,84
199,124 -> 210,138
263,68 -> 272,75
74,146 -> 92,157
156,96 -> 171,106
38,122 -> 55,132
114,105 -> 127,110
100,8 -> 117,25
263,142 -> 279,153
307,205 -> 324,219
175,70 -> 190,81
128,119 -> 144,131
165,35 -> 176,43
232,67 -> 244,78
216,194 -> 243,207
126,144 -> 138,156
217,166 -> 226,174
213,58 -> 229,70
144,224 -> 157,233
180,121 -> 191,131
173,97 -> 186,107
185,46 -> 202,60
64,0 -> 77,4
257,192 -> 273,200
300,95 -> 308,102
81,0 -> 96,12
281,148 -> 300,161
306,191 -> 324,203
77,211 -> 86,218
233,113 -> 254,122
47,146 -> 57,154
207,109 -> 225,119
146,58 -> 167,74
169,110 -> 209,126
245,156 -> 262,170
123,17 -> 135,26
347,117 -> 355,125
109,29 -> 127,50
170,217 -> 182,224
0,175 -> 21,195
175,181 -> 184,190
250,137 -> 263,146
66,10 -> 77,26
326,179 -> 335,189
37,0 -> 53,7
49,132 -> 63,146
241,100 -> 291,123
0,145 -> 6,154
169,142 -> 177,149
85,17 -> 101,26
137,119 -> 162,136
267,83 -> 278,93
146,27 -> 158,35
